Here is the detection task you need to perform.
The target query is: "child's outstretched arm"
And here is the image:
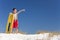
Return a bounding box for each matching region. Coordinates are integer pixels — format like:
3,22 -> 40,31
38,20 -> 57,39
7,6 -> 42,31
17,9 -> 25,14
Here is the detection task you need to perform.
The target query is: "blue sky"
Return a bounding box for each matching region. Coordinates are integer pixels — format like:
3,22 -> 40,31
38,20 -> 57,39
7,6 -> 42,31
0,0 -> 60,34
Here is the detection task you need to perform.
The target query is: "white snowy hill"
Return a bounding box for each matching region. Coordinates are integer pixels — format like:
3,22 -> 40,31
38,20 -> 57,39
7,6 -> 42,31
0,32 -> 60,40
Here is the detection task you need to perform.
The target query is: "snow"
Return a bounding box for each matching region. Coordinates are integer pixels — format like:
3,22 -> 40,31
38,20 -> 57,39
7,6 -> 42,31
0,33 -> 60,40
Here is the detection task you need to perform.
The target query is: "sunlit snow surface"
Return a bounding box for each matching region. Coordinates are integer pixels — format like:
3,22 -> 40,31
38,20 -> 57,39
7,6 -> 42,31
0,33 -> 60,40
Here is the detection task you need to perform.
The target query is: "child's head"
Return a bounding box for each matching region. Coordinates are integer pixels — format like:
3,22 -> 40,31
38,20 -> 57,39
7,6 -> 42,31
12,8 -> 17,14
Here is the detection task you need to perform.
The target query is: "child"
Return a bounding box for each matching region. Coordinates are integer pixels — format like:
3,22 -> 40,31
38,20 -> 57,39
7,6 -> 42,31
10,8 -> 25,33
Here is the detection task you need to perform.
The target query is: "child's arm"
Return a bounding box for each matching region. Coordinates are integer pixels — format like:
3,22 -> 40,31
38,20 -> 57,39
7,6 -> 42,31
17,9 -> 25,14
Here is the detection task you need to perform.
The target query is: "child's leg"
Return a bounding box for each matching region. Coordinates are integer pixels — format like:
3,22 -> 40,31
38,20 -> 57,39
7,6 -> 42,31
12,28 -> 15,33
12,28 -> 18,33
15,20 -> 18,33
16,28 -> 18,33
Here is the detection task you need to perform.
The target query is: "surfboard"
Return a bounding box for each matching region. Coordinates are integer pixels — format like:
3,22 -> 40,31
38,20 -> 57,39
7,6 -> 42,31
6,13 -> 14,33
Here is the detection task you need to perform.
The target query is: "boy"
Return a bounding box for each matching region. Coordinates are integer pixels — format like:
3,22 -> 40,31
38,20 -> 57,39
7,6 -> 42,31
10,8 -> 25,33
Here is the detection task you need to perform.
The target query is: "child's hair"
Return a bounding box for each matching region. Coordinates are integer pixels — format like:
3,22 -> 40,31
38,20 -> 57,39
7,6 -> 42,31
12,8 -> 16,11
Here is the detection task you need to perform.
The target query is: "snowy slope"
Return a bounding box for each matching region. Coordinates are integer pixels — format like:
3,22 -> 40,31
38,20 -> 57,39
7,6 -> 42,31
0,33 -> 60,40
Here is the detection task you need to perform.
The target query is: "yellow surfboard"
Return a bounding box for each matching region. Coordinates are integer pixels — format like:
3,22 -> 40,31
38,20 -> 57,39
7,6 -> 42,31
6,13 -> 14,33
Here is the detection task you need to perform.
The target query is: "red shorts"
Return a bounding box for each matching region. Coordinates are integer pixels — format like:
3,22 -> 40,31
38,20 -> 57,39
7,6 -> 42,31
13,20 -> 18,28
